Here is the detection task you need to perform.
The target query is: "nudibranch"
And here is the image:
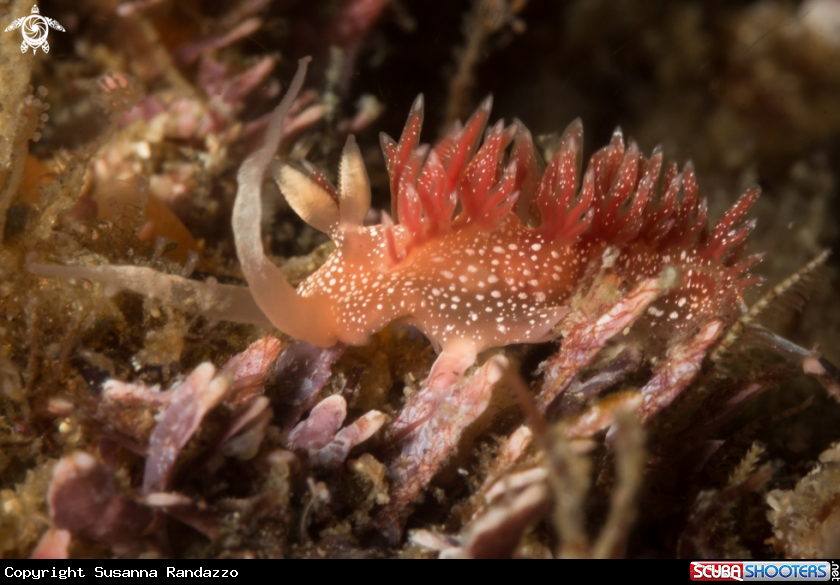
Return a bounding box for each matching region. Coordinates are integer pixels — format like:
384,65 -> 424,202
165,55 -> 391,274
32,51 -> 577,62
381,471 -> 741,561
235,58 -> 761,376
29,55 -> 761,390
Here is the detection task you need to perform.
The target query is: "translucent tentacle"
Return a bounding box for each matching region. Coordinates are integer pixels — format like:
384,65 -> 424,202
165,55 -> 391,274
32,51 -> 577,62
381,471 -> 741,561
233,56 -> 338,347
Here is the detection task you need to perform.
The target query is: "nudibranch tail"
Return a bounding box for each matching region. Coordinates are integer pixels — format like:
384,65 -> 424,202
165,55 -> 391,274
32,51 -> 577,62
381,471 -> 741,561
233,56 -> 338,348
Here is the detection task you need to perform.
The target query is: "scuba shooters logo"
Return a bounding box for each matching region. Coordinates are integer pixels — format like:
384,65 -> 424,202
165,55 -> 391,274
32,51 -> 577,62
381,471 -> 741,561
691,561 -> 835,581
4,5 -> 65,54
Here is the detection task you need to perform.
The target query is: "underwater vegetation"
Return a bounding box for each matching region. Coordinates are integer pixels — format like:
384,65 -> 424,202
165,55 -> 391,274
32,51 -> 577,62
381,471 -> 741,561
2,0 -> 840,559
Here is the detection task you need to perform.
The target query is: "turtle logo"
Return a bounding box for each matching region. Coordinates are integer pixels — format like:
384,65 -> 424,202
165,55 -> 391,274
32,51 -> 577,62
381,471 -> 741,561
4,5 -> 65,54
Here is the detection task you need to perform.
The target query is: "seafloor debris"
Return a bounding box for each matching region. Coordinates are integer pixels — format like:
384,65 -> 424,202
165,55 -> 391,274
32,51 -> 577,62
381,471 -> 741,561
767,442 -> 840,559
678,442 -> 775,559
47,451 -> 155,557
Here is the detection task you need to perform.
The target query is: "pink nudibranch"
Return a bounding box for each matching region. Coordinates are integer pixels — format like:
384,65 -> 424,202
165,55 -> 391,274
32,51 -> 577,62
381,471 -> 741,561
30,56 -> 761,375
233,57 -> 759,363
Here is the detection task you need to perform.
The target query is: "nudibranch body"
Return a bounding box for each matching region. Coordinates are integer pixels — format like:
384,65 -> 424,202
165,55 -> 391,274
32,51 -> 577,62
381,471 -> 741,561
29,57 -> 761,369
296,217 -> 574,352
234,58 -> 760,364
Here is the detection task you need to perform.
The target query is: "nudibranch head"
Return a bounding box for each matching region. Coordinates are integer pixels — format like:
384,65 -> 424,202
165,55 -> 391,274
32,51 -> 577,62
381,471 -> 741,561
233,58 -> 761,355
